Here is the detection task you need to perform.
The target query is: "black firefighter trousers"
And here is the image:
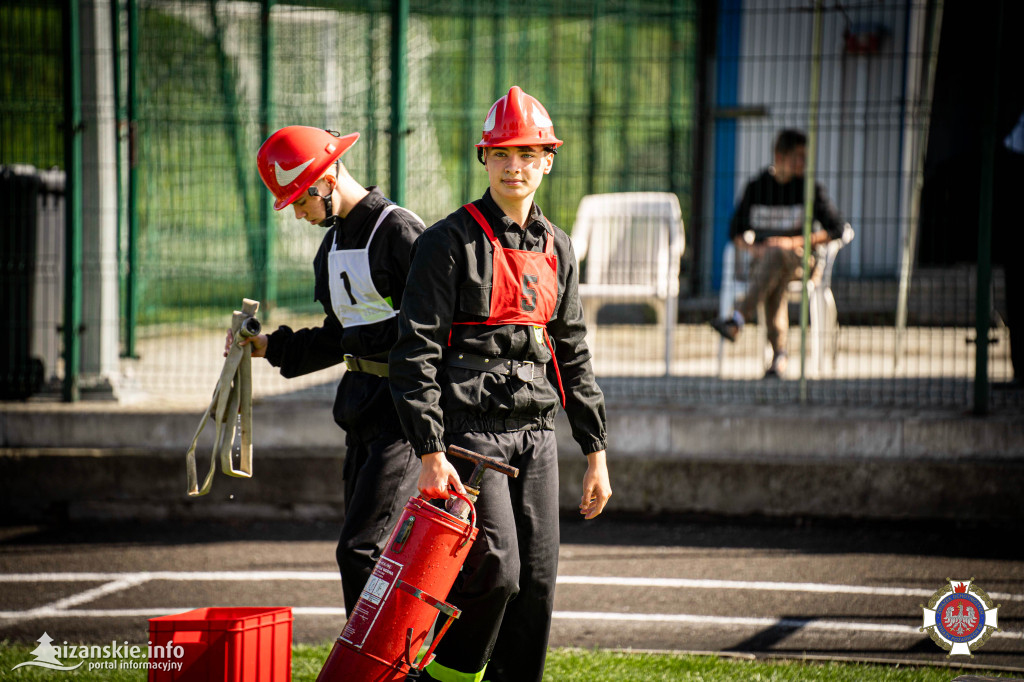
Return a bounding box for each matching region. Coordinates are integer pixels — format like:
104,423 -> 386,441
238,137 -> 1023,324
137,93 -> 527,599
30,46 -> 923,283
424,429 -> 560,682
337,429 -> 420,613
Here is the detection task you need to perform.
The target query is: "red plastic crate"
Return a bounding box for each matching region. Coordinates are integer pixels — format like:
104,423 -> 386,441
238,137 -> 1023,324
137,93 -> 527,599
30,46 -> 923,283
148,607 -> 292,682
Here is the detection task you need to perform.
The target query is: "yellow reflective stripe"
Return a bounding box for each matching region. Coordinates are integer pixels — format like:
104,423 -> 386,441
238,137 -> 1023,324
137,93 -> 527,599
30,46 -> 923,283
423,659 -> 487,682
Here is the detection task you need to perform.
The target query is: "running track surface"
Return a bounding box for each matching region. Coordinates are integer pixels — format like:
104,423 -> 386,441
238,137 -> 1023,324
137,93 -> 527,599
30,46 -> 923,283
1,516 -> 1021,671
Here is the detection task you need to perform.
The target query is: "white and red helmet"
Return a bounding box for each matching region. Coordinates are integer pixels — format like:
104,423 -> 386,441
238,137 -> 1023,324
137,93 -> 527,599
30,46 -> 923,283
257,126 -> 359,210
476,86 -> 563,152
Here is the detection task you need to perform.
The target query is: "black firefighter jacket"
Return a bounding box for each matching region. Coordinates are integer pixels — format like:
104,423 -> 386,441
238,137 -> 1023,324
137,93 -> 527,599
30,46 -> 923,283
263,187 -> 425,441
389,189 -> 608,458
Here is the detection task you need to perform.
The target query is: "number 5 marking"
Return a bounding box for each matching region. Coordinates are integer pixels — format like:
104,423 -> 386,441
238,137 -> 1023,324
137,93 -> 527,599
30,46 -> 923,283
521,273 -> 538,312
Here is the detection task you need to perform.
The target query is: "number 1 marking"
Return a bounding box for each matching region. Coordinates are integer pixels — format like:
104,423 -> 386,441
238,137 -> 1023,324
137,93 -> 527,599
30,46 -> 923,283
339,271 -> 357,305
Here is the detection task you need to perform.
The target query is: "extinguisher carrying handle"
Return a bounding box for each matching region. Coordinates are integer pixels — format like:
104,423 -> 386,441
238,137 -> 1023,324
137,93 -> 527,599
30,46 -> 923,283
447,486 -> 476,543
420,485 -> 476,547
396,579 -> 462,671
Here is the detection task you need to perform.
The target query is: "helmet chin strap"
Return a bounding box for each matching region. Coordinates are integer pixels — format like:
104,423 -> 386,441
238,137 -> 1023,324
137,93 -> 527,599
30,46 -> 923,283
307,185 -> 337,228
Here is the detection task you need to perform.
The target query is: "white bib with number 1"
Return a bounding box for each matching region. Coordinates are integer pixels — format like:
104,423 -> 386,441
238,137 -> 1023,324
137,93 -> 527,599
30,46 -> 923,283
327,204 -> 408,328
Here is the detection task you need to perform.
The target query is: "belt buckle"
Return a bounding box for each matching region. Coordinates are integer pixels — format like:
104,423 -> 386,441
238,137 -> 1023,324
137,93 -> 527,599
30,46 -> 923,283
343,354 -> 359,372
515,360 -> 535,382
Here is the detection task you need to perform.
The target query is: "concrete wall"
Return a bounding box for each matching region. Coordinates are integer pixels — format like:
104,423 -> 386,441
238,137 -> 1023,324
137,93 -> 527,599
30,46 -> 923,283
2,400 -> 1021,524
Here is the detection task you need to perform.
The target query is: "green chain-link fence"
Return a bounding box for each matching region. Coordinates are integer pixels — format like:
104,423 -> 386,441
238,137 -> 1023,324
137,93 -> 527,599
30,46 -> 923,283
127,0 -> 697,325
2,0 -> 1020,410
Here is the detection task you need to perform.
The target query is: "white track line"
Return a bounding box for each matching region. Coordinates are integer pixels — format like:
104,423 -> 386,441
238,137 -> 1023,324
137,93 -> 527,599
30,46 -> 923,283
2,568 -> 1019,642
5,576 -> 152,621
0,571 -> 340,582
29,577 -> 150,611
558,576 -> 1024,602
3,606 -> 1020,642
553,612 -> 1024,640
1,572 -> 1020,602
1,571 -> 1020,642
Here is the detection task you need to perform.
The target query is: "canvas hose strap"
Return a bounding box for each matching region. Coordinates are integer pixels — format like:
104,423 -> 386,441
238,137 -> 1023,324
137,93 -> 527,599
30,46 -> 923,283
185,298 -> 260,497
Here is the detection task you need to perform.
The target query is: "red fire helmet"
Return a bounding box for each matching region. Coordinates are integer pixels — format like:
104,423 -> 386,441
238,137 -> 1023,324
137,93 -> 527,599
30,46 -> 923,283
257,126 -> 359,210
476,86 -> 563,151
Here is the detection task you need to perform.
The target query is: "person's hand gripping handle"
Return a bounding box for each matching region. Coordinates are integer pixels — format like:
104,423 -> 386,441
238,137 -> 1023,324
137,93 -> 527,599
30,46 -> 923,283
417,444 -> 520,502
418,451 -> 465,500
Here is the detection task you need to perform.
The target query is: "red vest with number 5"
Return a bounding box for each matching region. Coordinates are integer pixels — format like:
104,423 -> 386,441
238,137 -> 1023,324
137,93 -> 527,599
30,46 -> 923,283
462,203 -> 557,324
457,202 -> 565,405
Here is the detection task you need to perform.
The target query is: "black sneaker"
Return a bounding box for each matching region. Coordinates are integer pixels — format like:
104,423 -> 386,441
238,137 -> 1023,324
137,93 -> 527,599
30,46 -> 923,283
710,317 -> 740,342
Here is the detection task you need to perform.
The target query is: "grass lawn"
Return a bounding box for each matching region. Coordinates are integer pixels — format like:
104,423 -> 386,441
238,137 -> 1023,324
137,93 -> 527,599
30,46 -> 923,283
2,642 -> 1016,681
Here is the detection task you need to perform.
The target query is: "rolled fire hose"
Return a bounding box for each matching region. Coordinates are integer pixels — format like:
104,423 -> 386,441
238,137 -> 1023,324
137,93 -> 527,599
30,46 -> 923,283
185,298 -> 261,497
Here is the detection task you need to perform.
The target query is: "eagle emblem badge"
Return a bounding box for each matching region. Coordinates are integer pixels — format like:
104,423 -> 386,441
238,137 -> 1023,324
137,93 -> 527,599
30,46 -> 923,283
921,578 -> 1000,656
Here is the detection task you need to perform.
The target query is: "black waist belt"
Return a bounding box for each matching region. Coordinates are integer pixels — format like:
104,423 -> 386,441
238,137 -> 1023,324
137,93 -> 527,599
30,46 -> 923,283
344,354 -> 389,378
448,351 -> 546,382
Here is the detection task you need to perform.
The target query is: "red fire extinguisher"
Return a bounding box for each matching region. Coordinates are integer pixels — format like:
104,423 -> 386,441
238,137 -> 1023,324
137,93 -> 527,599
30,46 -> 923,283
317,446 -> 518,682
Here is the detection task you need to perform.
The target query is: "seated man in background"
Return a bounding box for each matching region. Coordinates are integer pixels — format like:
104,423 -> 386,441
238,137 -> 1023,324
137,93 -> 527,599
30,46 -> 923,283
710,128 -> 846,378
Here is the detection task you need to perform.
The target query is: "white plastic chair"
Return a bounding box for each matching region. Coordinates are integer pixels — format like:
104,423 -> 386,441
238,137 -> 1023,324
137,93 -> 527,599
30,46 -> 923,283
716,224 -> 854,377
571,192 -> 685,377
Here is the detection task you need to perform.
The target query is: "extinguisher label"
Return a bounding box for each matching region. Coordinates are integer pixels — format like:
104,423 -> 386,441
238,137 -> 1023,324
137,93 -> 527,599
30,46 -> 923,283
340,556 -> 404,649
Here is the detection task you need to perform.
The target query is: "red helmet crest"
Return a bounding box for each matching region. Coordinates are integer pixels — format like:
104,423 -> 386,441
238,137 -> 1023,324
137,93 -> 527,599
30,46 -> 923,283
476,86 -> 563,150
257,126 -> 359,210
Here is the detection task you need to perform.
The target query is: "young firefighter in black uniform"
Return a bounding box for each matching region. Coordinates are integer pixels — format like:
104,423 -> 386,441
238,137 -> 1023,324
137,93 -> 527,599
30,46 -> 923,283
389,87 -> 613,682
710,129 -> 846,377
238,125 -> 425,613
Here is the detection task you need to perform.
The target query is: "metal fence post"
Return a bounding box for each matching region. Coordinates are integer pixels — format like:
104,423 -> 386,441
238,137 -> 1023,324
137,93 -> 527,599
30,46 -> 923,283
366,11 -> 377,182
208,0 -> 259,301
125,0 -> 138,358
894,0 -> 943,372
974,0 -> 1003,415
111,0 -> 126,356
260,0 -> 276,315
586,1 -> 600,196
389,0 -> 408,206
462,1 -> 477,203
62,0 -> 83,402
618,16 -> 635,190
494,0 -> 508,92
668,0 -> 685,199
799,0 -> 825,404
710,0 -> 740,292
